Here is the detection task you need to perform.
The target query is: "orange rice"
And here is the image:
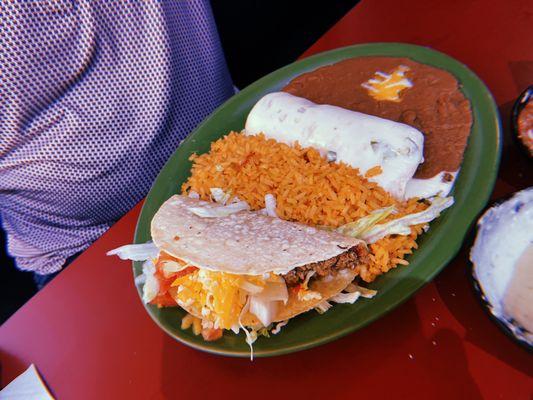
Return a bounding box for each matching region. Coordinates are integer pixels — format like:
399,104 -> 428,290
182,132 -> 428,282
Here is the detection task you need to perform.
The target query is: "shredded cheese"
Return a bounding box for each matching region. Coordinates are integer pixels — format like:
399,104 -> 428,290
361,65 -> 412,102
171,270 -> 268,329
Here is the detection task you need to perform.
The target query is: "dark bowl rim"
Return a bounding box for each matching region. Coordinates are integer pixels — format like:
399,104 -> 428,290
469,191 -> 533,352
510,85 -> 533,158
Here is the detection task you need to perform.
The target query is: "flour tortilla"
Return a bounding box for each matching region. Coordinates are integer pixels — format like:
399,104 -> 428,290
151,195 -> 364,275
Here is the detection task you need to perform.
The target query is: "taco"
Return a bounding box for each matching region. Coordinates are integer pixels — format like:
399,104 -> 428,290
151,195 -> 368,333
110,193 -> 372,352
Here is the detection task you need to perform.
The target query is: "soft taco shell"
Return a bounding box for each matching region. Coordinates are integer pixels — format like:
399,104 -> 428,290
151,195 -> 364,275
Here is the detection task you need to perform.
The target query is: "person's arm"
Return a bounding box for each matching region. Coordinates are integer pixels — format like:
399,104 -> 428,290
1,0 -> 95,151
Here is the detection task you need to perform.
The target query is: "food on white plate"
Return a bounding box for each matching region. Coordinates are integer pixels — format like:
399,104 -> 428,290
471,188 -> 533,346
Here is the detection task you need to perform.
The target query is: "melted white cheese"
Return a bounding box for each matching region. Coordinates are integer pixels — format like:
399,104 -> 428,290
405,171 -> 458,199
245,92 -> 424,199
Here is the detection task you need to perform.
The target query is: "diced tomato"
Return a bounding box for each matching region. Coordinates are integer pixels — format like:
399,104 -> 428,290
150,292 -> 177,308
201,328 -> 223,341
173,266 -> 197,279
291,284 -> 302,294
154,267 -> 174,295
149,252 -> 198,308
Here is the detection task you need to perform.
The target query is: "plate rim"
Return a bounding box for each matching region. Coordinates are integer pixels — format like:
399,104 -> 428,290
132,42 -> 502,357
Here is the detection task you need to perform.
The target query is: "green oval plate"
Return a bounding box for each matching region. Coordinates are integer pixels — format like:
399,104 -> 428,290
133,43 -> 501,357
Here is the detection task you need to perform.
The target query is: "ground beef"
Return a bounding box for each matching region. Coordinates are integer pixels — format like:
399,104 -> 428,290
283,243 -> 368,286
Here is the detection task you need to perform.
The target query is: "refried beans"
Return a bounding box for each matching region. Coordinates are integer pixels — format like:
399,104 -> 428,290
283,57 -> 473,179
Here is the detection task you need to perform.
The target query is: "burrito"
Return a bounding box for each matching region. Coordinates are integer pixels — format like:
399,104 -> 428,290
245,92 -> 425,199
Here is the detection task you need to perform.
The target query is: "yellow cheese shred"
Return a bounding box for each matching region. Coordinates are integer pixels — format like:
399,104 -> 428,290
171,270 -> 267,329
361,65 -> 412,102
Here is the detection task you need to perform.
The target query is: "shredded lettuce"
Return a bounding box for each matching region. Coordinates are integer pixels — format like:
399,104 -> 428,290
334,196 -> 453,243
260,278 -> 289,304
141,260 -> 159,304
336,206 -> 396,237
249,296 -> 276,328
248,279 -> 289,327
301,270 -> 315,290
314,284 -> 377,312
344,283 -> 378,298
329,292 -> 362,304
134,274 -> 146,286
106,242 -> 158,261
330,284 -> 377,304
271,320 -> 288,335
298,290 -> 322,302
361,196 -> 454,243
210,187 -> 231,205
327,150 -> 337,162
188,201 -> 250,218
238,297 -> 256,361
257,327 -> 271,338
239,280 -> 264,295
106,243 -> 160,303
209,188 -> 244,205
264,194 -> 278,217
314,300 -> 332,314
258,194 -> 279,218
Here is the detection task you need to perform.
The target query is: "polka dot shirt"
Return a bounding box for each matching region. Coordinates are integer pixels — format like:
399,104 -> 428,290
0,0 -> 235,274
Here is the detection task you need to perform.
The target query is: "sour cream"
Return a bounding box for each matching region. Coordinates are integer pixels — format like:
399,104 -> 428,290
470,188 -> 533,344
405,171 -> 458,199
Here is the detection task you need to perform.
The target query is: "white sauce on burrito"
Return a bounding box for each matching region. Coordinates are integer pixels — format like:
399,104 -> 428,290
405,171 -> 458,199
245,92 -> 424,199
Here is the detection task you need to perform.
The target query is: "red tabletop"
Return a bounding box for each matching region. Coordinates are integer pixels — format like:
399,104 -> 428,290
1,0 -> 532,399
